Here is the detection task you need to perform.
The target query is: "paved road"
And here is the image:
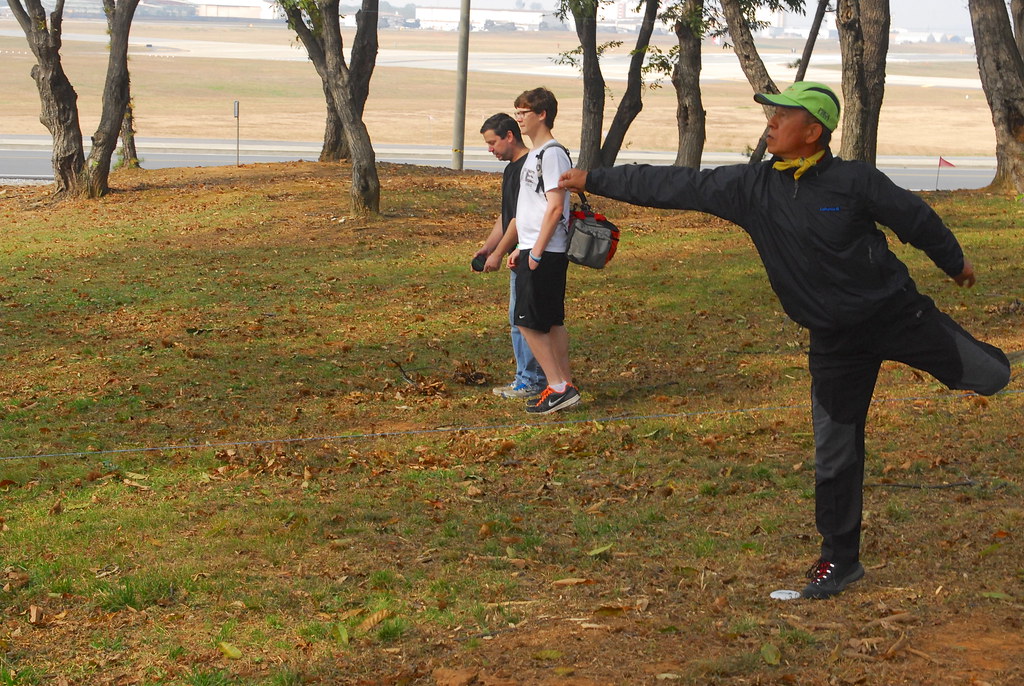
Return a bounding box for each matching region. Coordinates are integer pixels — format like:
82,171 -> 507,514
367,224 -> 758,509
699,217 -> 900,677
0,135 -> 995,191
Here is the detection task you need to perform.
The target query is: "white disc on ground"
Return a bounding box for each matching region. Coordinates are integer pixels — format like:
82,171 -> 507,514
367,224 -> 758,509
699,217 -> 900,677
770,589 -> 801,600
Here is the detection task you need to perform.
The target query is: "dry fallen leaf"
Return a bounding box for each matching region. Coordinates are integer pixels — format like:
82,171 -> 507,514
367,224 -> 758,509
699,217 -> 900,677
552,578 -> 595,587
356,608 -> 391,633
4,570 -> 29,590
593,605 -> 626,617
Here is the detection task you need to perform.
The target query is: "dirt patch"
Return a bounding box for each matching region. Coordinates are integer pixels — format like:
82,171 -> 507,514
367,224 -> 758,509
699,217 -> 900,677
911,610 -> 1024,683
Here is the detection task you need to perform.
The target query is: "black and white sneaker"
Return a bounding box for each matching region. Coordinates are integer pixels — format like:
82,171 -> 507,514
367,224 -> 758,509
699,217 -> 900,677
525,385 -> 581,415
801,559 -> 865,599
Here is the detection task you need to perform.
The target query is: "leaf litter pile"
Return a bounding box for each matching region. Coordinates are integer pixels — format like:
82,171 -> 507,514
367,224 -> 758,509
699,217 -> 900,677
0,162 -> 1022,685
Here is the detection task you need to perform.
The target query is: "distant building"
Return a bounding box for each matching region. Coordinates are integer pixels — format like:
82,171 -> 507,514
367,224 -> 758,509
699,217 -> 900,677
414,7 -> 568,32
182,0 -> 281,21
138,0 -> 197,19
754,8 -> 838,40
595,1 -> 645,33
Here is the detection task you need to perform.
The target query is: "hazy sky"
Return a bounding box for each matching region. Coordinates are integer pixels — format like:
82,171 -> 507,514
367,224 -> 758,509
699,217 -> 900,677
888,0 -> 971,33
777,0 -> 973,33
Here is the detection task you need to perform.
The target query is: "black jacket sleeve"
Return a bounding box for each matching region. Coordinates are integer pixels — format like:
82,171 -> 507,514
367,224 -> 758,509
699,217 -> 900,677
586,164 -> 754,226
859,164 -> 965,277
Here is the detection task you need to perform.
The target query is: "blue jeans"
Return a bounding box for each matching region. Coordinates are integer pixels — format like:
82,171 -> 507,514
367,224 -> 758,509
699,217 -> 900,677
509,269 -> 546,389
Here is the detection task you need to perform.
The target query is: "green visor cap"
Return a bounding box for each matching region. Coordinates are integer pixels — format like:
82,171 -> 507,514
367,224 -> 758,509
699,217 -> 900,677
754,81 -> 840,131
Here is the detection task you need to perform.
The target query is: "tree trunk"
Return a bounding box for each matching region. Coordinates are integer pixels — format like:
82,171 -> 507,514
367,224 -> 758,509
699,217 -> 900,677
572,3 -> 605,171
85,0 -> 140,197
282,0 -> 379,210
720,0 -> 777,95
969,0 -> 1024,194
109,3 -> 139,170
598,0 -> 660,168
10,0 -> 86,194
348,0 -> 377,117
320,0 -> 380,214
118,98 -> 140,168
319,79 -> 349,162
672,0 -> 706,168
1013,0 -> 1023,57
719,0 -> 780,163
281,4 -> 345,161
315,0 -> 376,163
837,0 -> 889,165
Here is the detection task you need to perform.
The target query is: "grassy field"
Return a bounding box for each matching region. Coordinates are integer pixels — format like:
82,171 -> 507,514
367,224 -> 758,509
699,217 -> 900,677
0,161 -> 1022,685
0,18 -> 997,157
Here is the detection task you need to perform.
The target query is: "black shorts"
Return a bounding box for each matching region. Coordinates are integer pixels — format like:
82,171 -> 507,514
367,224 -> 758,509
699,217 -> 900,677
513,251 -> 569,333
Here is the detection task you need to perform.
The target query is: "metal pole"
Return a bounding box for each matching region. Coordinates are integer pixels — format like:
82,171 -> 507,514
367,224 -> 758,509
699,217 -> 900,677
749,0 -> 831,164
451,0 -> 471,170
234,100 -> 240,166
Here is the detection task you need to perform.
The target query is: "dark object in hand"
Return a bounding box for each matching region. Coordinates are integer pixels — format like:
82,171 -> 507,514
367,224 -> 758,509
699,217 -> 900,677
471,256 -> 486,272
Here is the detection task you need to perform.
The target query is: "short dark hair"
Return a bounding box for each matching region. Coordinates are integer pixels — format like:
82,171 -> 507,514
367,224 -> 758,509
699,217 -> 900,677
802,109 -> 832,149
480,113 -> 524,144
514,87 -> 558,128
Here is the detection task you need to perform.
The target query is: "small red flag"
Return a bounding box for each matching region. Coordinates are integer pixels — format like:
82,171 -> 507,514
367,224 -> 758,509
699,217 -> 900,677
938,157 -> 956,168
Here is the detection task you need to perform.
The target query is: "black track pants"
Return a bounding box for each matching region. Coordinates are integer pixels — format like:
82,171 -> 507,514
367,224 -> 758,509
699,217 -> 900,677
808,287 -> 1010,565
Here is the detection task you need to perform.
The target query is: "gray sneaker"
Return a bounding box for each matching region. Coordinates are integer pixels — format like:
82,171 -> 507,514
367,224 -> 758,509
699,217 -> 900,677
525,384 -> 581,414
492,382 -> 544,399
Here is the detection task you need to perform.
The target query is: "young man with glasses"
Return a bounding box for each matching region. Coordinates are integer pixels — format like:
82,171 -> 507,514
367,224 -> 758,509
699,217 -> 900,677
507,87 -> 580,414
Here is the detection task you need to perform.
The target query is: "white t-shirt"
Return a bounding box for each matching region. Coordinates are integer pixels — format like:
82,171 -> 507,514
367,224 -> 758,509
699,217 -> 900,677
516,141 -> 571,253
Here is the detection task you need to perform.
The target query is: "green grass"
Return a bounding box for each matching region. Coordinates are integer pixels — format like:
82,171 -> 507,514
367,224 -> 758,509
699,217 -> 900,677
0,163 -> 1021,683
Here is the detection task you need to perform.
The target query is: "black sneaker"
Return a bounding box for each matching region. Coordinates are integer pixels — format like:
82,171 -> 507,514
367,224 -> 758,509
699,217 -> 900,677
801,559 -> 865,599
525,385 -> 581,414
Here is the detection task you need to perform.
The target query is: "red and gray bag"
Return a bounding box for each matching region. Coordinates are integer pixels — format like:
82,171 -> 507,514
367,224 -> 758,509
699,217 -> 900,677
567,193 -> 620,269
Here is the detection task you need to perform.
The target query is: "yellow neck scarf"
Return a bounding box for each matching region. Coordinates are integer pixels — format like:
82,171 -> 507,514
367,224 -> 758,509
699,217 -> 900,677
773,149 -> 825,180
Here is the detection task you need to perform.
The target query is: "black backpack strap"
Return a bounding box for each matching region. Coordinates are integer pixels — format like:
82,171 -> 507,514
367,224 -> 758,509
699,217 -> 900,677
535,143 -> 572,194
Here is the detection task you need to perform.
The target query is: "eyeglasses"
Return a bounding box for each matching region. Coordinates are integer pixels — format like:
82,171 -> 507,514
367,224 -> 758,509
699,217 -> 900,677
513,109 -> 534,119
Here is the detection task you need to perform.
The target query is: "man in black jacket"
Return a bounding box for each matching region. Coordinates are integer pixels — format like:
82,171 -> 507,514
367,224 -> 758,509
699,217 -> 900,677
559,81 -> 1011,599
